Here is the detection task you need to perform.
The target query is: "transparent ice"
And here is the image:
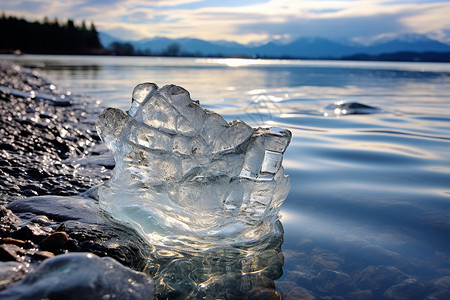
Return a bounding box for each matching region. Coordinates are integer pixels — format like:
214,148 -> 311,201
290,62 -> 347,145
96,83 -> 291,251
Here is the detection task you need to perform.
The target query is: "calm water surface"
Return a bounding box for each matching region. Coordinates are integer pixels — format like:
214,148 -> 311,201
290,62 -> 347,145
3,55 -> 450,298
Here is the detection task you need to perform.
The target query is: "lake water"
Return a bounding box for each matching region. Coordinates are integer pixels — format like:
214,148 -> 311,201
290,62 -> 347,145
3,55 -> 450,299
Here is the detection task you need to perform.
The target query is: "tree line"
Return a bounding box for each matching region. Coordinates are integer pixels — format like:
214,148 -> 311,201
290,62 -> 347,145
0,13 -> 103,54
108,41 -> 184,57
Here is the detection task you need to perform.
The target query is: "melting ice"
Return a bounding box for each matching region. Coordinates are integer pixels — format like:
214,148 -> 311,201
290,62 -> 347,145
96,83 -> 291,251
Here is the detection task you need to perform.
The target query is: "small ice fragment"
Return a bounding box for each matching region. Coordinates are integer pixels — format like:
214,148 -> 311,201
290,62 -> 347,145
132,82 -> 158,104
129,83 -> 159,117
260,150 -> 282,174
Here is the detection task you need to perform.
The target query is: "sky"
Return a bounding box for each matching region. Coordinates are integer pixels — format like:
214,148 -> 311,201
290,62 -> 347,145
2,0 -> 450,45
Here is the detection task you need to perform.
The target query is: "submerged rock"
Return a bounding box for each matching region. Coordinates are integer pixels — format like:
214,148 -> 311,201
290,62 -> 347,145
325,101 -> 380,116
0,252 -> 154,300
383,278 -> 427,300
355,265 -> 410,292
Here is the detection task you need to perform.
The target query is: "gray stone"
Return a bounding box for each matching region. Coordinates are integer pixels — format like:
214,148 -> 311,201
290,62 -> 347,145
0,252 -> 153,300
0,206 -> 20,236
0,261 -> 27,290
6,195 -> 152,269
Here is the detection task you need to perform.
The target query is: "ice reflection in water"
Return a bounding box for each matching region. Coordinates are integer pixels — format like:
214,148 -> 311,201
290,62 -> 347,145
145,223 -> 284,299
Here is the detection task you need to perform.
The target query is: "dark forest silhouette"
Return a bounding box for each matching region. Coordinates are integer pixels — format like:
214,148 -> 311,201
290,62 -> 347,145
0,14 -> 103,54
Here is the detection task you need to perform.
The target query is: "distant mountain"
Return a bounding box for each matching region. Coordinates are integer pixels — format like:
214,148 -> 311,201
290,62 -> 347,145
253,37 -> 360,58
98,32 -> 124,48
364,34 -> 450,55
130,37 -> 249,56
99,32 -> 450,59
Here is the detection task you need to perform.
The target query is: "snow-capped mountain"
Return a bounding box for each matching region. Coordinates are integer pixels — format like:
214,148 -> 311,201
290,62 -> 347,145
99,32 -> 450,58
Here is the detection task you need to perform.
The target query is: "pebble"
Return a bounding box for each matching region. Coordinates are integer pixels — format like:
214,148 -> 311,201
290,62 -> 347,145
39,231 -> 68,251
31,250 -> 55,260
0,245 -> 25,262
0,238 -> 26,247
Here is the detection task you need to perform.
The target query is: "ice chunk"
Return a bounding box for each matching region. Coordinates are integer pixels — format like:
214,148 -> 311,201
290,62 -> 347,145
96,83 -> 292,251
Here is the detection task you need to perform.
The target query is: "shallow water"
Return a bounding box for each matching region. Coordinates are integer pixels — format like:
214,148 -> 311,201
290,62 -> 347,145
2,55 -> 450,298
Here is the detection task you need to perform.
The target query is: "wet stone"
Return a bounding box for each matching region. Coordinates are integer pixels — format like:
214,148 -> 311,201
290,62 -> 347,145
12,224 -> 48,242
6,195 -> 152,270
39,231 -> 69,251
0,238 -> 29,249
0,206 -> 20,235
0,252 -> 154,300
31,250 -> 55,260
0,244 -> 25,262
0,262 -> 27,290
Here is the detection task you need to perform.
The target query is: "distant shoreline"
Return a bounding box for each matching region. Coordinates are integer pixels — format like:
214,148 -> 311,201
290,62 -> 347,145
1,50 -> 449,63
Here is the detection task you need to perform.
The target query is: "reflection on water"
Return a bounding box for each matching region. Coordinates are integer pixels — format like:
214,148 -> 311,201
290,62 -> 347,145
2,55 -> 450,298
145,222 -> 284,299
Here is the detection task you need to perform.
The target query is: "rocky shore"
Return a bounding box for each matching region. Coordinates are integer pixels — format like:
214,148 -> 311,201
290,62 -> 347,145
0,61 -> 154,299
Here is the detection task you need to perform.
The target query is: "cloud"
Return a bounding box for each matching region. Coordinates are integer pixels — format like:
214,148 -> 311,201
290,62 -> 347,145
102,26 -> 144,41
235,12 -> 408,43
1,0 -> 449,44
400,3 -> 450,36
6,1 -> 48,13
127,11 -> 148,21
